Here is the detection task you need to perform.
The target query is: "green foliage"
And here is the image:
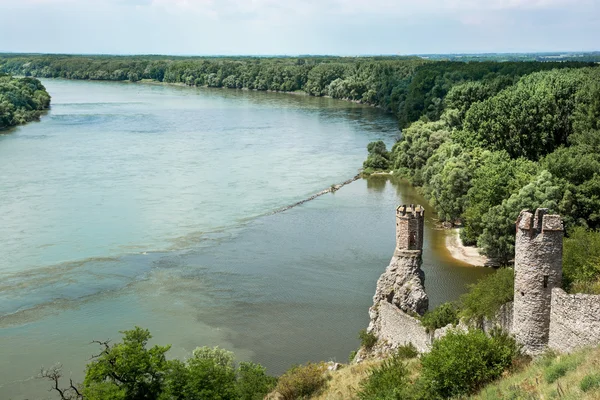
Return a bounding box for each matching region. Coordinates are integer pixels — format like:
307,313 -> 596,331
358,329 -> 378,350
0,74 -> 50,129
544,358 -> 580,383
236,362 -> 277,400
460,68 -> 595,160
562,227 -> 600,293
542,146 -> 600,230
63,327 -> 278,400
420,302 -> 459,333
363,141 -> 390,171
182,346 -> 238,399
357,352 -> 413,400
478,171 -> 561,264
420,143 -> 479,222
462,152 -> 538,245
391,120 -> 450,179
83,327 -> 171,400
420,329 -> 519,399
579,373 -> 600,392
348,349 -> 358,364
275,363 -> 327,400
395,343 -> 419,360
459,268 -> 514,322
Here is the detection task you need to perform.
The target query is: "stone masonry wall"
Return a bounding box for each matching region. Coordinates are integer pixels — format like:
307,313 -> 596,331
374,301 -> 431,353
548,288 -> 600,353
513,209 -> 563,355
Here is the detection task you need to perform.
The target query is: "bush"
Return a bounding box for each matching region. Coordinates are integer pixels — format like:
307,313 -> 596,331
420,302 -> 459,333
363,141 -> 390,171
357,352 -> 413,400
359,330 -> 378,350
544,357 -> 580,383
275,363 -> 327,400
580,373 -> 600,392
363,153 -> 390,170
395,343 -> 419,360
459,268 -> 514,322
236,362 -> 277,400
348,349 -> 358,363
420,329 -> 519,398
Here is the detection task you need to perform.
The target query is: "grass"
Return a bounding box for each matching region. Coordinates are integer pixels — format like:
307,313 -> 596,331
471,347 -> 600,400
270,344 -> 600,400
312,358 -> 422,400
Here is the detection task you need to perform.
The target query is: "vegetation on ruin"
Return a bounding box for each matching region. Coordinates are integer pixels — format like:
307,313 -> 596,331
0,73 -> 50,130
420,302 -> 459,332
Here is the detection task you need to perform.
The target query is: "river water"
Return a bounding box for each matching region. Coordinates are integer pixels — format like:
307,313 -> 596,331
0,80 -> 491,399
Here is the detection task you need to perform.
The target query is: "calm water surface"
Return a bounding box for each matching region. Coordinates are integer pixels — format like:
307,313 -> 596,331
0,80 -> 491,399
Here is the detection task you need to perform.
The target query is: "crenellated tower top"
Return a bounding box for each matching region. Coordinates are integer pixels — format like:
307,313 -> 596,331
396,204 -> 425,252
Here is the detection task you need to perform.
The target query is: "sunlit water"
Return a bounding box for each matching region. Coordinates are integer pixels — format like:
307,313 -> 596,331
0,80 -> 491,399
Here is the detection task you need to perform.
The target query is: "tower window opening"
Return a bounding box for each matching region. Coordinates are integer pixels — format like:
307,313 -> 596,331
543,275 -> 549,288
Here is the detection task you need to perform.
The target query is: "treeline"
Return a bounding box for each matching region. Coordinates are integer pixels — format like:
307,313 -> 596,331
365,66 -> 600,281
0,54 -> 593,128
0,73 -> 51,130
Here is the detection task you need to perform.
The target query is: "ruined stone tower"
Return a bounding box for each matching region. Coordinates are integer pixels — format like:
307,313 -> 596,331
513,208 -> 564,355
396,204 -> 425,252
370,205 -> 428,318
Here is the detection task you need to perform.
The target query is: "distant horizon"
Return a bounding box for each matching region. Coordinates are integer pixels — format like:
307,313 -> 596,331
1,51 -> 599,58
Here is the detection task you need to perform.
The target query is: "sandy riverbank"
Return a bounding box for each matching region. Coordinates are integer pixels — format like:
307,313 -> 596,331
445,228 -> 491,267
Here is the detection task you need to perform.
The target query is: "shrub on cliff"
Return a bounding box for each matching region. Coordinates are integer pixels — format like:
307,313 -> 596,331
459,267 -> 514,322
359,329 -> 378,350
419,329 -> 519,398
420,302 -> 459,333
357,351 -> 414,400
275,363 -> 328,400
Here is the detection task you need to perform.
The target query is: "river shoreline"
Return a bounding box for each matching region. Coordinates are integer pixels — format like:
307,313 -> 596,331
445,228 -> 491,267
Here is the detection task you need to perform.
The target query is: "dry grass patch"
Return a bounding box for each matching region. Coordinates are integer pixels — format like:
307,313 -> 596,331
311,361 -> 379,400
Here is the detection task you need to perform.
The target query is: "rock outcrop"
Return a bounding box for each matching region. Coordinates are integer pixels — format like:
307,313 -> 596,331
368,205 -> 429,349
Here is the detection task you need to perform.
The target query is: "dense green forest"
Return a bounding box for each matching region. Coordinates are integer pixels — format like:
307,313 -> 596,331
364,66 -> 600,283
0,73 -> 50,130
0,54 -> 593,128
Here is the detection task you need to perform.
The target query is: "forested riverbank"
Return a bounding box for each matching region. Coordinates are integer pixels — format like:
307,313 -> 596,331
0,74 -> 50,130
0,54 -> 593,128
363,65 -> 600,294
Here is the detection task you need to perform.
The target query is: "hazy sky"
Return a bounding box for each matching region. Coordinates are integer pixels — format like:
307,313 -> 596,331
0,0 -> 598,55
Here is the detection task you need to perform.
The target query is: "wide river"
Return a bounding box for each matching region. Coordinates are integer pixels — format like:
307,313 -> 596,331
0,79 -> 491,399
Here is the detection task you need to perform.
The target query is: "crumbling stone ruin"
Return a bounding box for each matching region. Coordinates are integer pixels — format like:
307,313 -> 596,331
371,204 -> 428,316
364,206 -> 600,358
367,205 -> 430,353
514,209 -> 564,355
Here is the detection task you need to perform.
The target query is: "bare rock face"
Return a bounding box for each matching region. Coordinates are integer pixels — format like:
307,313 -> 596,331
365,205 -> 429,357
371,250 -> 428,316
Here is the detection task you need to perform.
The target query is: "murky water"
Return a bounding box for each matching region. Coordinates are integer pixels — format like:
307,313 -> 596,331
0,80 -> 491,399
